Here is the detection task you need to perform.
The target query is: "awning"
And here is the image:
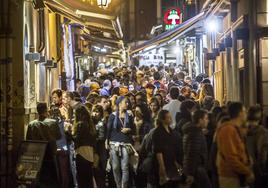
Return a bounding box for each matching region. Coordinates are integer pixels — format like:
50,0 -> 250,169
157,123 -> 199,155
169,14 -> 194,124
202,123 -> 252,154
130,12 -> 206,55
44,0 -> 123,39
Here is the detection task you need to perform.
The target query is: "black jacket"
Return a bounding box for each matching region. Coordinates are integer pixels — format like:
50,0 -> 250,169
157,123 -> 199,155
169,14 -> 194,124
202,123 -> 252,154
107,112 -> 135,143
73,121 -> 96,149
182,123 -> 208,176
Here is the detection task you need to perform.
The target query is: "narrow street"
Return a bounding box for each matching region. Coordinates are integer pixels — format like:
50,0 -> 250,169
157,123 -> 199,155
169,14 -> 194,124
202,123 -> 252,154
0,0 -> 268,188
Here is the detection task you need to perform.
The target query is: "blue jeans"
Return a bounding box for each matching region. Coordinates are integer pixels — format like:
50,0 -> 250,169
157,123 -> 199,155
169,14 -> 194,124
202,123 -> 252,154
110,144 -> 130,188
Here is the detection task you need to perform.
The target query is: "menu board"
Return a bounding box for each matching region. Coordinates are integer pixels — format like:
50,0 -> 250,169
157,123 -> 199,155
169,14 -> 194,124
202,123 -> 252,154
16,141 -> 48,187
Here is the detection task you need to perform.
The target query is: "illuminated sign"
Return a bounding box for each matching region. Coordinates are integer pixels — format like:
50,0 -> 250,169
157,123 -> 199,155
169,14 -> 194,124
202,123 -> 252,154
164,8 -> 182,30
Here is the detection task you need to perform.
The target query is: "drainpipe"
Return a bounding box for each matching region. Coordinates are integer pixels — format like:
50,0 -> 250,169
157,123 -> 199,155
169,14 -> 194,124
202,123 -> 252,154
56,14 -> 62,63
25,1 -> 35,52
37,9 -> 45,53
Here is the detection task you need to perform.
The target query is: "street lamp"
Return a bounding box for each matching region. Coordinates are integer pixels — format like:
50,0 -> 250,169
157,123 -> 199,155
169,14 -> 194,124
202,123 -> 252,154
205,18 -> 219,33
97,0 -> 111,9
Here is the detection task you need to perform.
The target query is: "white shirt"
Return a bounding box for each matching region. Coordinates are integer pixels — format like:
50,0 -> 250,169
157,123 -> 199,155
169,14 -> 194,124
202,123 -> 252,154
163,99 -> 181,129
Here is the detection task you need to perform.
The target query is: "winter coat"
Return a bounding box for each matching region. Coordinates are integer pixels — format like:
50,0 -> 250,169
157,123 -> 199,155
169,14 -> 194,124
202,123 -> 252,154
73,121 -> 96,149
182,123 -> 208,176
26,118 -> 61,153
247,125 -> 268,175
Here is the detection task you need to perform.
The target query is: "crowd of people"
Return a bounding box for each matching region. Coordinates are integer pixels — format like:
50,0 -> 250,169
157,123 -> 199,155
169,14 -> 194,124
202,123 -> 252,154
26,64 -> 268,188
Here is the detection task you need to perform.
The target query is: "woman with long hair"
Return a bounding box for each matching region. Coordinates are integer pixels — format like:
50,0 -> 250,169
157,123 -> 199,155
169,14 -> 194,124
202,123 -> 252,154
91,105 -> 106,188
107,96 -> 135,188
72,105 -> 96,188
149,97 -> 161,126
134,103 -> 153,150
198,83 -> 214,104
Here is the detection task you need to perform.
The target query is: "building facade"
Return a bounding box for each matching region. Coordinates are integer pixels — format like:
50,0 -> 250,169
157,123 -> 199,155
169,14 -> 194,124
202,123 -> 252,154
0,0 -> 126,186
204,0 -> 268,124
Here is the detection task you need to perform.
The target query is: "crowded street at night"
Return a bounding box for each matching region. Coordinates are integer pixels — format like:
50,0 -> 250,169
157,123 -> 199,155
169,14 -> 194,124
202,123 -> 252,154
1,0 -> 268,188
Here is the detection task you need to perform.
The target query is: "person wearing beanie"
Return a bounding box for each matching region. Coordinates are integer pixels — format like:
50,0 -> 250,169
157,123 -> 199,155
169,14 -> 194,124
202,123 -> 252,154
90,82 -> 100,93
119,86 -> 129,96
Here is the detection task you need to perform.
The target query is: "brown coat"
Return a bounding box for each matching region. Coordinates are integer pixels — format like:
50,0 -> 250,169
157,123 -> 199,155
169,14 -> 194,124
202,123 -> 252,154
216,121 -> 251,178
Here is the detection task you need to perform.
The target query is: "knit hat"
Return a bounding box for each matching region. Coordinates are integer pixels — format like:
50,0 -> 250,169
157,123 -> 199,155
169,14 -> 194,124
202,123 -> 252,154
119,86 -> 129,96
90,82 -> 100,92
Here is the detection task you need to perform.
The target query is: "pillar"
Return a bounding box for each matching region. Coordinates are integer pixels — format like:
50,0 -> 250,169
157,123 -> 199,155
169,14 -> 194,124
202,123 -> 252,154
245,0 -> 257,106
0,0 -> 25,186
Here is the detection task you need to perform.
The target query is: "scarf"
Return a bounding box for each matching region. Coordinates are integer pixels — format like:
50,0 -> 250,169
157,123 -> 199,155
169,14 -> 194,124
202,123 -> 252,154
113,110 -> 130,129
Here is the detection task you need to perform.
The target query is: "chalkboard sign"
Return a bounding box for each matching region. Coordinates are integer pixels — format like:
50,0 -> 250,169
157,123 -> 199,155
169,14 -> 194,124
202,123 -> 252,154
16,141 -> 48,187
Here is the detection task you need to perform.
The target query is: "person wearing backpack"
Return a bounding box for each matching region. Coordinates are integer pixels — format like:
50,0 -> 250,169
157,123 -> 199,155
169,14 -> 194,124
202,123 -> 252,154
246,105 -> 268,188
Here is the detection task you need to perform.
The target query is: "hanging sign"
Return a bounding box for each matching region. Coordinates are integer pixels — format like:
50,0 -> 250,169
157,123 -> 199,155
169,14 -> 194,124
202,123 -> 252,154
164,8 -> 182,30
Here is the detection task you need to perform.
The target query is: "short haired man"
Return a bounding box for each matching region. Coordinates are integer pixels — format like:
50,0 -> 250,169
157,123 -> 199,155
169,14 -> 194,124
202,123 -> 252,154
26,102 -> 62,187
183,109 -> 211,187
26,102 -> 61,153
216,102 -> 254,188
163,86 -> 181,129
51,89 -> 63,107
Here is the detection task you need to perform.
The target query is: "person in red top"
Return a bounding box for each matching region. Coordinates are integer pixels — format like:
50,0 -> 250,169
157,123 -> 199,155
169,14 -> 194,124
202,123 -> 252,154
216,102 -> 254,188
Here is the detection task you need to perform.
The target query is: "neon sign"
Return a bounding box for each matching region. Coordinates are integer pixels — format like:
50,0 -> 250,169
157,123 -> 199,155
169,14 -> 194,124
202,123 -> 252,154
164,8 -> 182,30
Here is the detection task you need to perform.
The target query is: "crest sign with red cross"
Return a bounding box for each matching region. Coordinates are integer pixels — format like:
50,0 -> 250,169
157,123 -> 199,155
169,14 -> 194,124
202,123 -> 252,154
164,8 -> 182,30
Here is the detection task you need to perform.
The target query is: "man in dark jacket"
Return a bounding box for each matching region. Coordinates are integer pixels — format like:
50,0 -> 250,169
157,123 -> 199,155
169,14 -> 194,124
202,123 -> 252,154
26,102 -> 61,187
26,102 -> 61,153
183,109 -> 211,188
247,105 -> 268,188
